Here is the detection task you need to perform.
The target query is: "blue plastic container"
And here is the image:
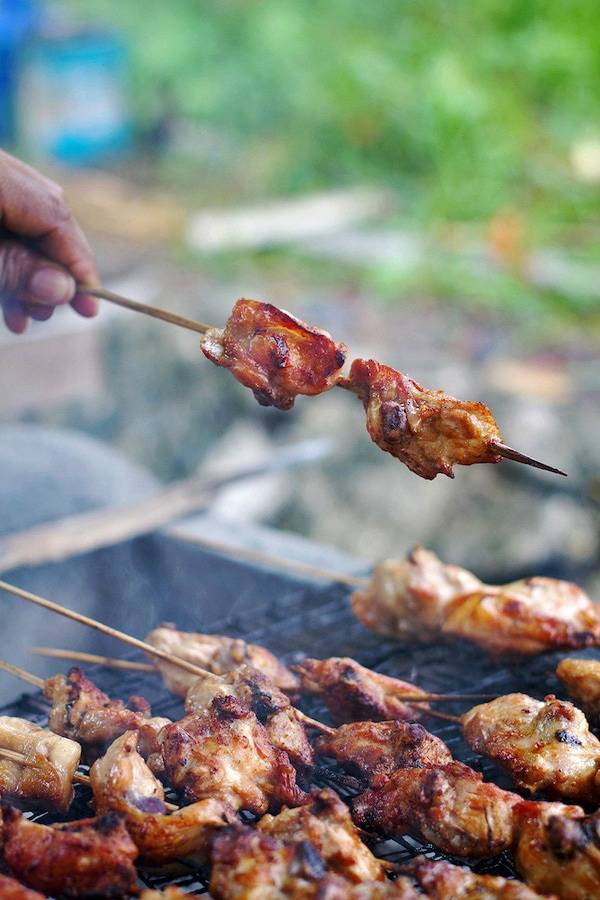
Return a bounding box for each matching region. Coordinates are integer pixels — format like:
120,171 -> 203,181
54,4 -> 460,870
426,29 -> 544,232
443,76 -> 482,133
18,29 -> 132,165
0,0 -> 40,143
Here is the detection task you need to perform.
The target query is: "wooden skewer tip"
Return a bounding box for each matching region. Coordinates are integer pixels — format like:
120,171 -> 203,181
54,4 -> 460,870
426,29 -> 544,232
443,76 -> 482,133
493,442 -> 567,477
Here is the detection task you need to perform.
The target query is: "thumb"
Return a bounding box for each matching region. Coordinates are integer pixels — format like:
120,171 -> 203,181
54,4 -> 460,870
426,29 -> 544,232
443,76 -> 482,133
0,239 -> 76,307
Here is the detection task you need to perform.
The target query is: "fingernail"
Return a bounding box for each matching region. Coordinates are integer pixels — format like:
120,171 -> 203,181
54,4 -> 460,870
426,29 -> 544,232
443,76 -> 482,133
29,267 -> 75,304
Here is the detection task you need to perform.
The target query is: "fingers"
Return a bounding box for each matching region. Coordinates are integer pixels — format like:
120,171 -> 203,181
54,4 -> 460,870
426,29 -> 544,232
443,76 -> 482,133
0,239 -> 77,333
0,150 -> 100,311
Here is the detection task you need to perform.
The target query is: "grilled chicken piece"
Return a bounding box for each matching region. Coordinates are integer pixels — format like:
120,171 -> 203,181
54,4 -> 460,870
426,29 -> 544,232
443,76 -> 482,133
462,693 -> 600,802
352,761 -> 520,858
91,729 -> 234,865
160,694 -> 307,814
352,546 -> 482,641
353,546 -> 600,655
258,789 -> 387,884
0,716 -> 81,812
410,855 -> 549,899
145,622 -> 299,696
341,358 -> 502,479
210,825 -> 413,900
185,664 -> 313,770
556,658 -> 600,726
294,657 -> 429,724
44,667 -> 170,760
514,801 -> 599,900
141,892 -> 187,900
1,805 -> 138,898
0,875 -> 47,899
201,298 -> 347,411
315,720 -> 452,782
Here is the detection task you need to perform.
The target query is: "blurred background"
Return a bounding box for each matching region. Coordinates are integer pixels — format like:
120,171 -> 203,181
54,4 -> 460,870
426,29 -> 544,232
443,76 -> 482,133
1,0 -> 599,586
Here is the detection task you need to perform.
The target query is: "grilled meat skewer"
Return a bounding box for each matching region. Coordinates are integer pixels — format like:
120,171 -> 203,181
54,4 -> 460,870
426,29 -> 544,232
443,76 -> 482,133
409,855 -> 550,899
0,875 -> 46,899
353,546 -> 600,655
90,729 -> 233,865
0,716 -> 81,812
1,804 -> 139,898
556,658 -> 600,726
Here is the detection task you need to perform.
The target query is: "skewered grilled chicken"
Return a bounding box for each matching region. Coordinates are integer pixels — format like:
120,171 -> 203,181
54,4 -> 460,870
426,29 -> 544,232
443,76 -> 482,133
353,546 -> 600,655
210,825 -> 416,900
160,694 -> 307,814
0,875 -> 46,900
145,623 -> 299,696
1,805 -> 138,898
410,855 -> 550,899
293,657 -> 429,723
352,761 -> 521,858
185,664 -> 313,770
258,789 -> 387,884
314,720 -> 452,782
90,729 -> 234,865
341,358 -> 502,479
556,658 -> 600,726
201,298 -> 347,411
462,693 -> 600,802
0,716 -> 81,812
514,801 -> 599,900
44,667 -> 170,760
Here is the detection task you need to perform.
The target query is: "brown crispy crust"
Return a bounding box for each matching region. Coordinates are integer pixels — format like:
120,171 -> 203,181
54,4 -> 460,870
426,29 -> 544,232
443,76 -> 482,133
201,299 -> 347,410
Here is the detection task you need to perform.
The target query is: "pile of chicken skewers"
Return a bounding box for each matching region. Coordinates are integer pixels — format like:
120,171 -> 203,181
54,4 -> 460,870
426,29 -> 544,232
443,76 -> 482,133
0,549 -> 599,899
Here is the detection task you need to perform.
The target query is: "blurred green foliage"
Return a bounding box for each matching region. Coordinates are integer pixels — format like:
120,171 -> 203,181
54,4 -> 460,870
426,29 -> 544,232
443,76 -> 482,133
67,0 -> 599,225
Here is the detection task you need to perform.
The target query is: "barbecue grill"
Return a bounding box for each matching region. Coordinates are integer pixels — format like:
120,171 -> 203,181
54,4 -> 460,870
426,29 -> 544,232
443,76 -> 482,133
2,529 -> 599,895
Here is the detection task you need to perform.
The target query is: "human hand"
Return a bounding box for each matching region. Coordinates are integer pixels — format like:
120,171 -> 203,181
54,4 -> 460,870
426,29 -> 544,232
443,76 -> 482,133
0,149 -> 99,333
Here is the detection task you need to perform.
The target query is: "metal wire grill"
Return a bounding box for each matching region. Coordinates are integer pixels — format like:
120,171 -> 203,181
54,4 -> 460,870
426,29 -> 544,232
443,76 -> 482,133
2,572 -> 599,895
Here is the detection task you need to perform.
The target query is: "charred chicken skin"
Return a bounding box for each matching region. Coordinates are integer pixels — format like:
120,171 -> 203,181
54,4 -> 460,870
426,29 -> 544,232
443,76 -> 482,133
352,546 -> 600,655
0,875 -> 47,900
293,657 -> 428,724
145,622 -> 299,696
90,729 -> 234,865
514,801 -> 600,900
556,658 -> 600,726
410,855 -> 549,899
314,720 -> 452,783
0,716 -> 81,812
1,804 -> 139,898
185,664 -> 313,770
210,825 -> 414,900
352,761 -> 521,858
160,694 -> 307,814
44,666 -> 170,760
201,298 -> 347,411
258,788 -> 387,884
341,358 -> 502,479
462,693 -> 600,802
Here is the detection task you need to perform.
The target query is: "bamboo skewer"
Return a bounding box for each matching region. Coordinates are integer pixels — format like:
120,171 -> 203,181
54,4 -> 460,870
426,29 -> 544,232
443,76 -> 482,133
31,648 -> 497,705
88,286 -> 566,478
0,581 -> 334,735
0,658 -> 44,689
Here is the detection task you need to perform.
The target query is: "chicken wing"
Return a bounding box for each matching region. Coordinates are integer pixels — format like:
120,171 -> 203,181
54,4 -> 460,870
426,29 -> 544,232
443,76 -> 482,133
352,546 -> 600,655
160,695 -> 307,814
185,664 -> 313,770
258,788 -> 387,884
145,623 -> 299,695
293,657 -> 429,723
341,358 -> 502,479
352,761 -> 520,858
556,658 -> 600,726
1,805 -> 138,898
314,720 -> 452,782
514,801 -> 599,900
0,875 -> 46,900
201,298 -> 347,410
462,693 -> 600,802
90,729 -> 234,865
44,667 -> 170,760
0,716 -> 80,812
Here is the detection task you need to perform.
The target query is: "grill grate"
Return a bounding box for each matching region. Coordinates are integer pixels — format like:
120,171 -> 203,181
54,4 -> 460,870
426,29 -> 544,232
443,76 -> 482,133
2,575 -> 600,894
